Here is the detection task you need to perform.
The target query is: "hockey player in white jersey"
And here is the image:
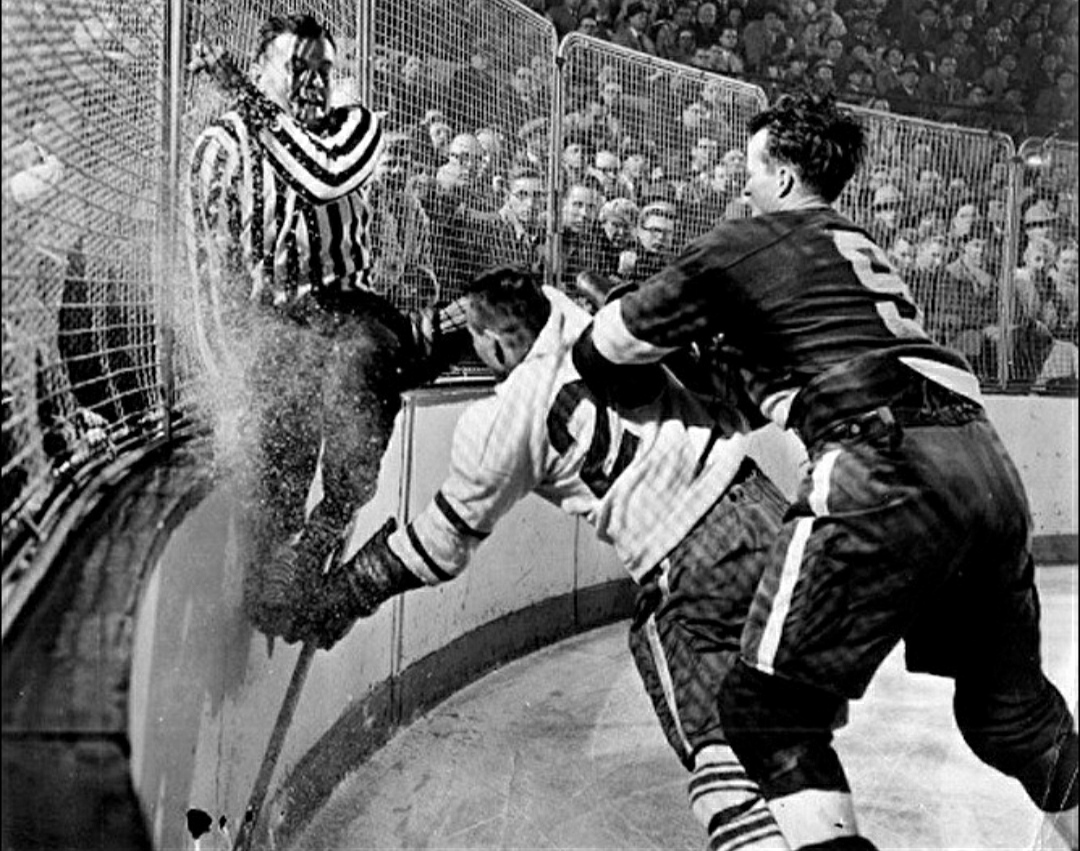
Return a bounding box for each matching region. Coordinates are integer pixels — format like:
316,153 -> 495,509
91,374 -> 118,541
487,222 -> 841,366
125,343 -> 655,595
291,264 -> 793,851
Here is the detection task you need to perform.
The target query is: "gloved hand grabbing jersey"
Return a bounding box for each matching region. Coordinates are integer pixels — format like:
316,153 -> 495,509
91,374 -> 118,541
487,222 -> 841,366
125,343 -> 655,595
291,517 -> 423,650
572,322 -> 665,410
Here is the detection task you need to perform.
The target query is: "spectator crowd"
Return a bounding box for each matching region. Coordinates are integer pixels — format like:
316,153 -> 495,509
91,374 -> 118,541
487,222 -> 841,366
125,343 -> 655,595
360,9 -> 1077,392
526,0 -> 1078,138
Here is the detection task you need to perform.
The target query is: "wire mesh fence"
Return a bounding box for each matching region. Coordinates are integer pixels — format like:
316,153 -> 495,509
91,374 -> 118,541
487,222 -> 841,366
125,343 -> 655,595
554,34 -> 767,294
1014,138 -> 1079,393
836,108 -> 1019,387
368,0 -> 558,311
3,0 -> 167,566
3,0 -> 1078,607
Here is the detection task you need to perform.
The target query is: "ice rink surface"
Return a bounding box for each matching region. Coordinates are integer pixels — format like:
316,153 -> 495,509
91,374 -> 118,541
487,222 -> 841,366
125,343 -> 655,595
293,568 -> 1078,851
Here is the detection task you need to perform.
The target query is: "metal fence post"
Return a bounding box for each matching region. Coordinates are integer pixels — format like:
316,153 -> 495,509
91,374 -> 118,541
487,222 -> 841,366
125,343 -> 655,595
157,0 -> 187,442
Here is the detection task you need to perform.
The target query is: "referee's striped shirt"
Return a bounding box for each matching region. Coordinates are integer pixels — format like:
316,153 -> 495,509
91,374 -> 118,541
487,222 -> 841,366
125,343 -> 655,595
189,101 -> 385,312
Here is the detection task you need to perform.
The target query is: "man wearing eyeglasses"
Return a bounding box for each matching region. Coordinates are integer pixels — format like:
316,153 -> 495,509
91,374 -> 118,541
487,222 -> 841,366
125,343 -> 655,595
629,201 -> 678,284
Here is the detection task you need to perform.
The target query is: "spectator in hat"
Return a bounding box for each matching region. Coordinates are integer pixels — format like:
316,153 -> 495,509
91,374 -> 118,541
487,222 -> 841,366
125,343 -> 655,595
918,53 -> 967,120
611,2 -> 657,55
810,59 -> 839,95
1023,200 -> 1059,246
886,59 -> 923,115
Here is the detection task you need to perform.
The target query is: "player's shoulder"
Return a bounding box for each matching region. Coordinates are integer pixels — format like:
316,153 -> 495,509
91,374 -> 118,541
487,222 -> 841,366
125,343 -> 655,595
312,103 -> 382,147
452,368 -> 554,471
679,212 -> 791,270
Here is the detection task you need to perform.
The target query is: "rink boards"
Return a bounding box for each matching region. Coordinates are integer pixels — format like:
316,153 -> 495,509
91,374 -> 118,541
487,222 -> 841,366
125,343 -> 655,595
127,386 -> 1077,850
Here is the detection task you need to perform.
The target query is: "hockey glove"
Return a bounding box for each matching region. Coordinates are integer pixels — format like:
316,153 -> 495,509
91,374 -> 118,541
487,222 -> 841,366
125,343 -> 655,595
572,270 -> 615,311
402,296 -> 473,386
303,517 -> 423,650
572,322 -> 664,410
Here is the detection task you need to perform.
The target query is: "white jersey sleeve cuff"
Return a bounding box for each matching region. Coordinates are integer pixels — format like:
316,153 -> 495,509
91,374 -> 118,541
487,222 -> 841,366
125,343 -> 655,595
592,300 -> 675,365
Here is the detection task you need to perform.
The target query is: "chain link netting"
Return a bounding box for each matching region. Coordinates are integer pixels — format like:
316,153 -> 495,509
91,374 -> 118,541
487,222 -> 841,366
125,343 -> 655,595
836,108 -> 1020,387
3,0 -> 166,567
1014,138 -> 1079,392
368,0 -> 558,312
554,34 -> 767,295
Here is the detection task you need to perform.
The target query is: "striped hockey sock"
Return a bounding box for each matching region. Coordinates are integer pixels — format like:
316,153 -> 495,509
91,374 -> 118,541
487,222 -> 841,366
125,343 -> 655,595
689,745 -> 789,851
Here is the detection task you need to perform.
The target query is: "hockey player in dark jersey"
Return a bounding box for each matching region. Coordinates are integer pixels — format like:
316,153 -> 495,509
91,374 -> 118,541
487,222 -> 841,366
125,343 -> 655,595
573,93 -> 1078,850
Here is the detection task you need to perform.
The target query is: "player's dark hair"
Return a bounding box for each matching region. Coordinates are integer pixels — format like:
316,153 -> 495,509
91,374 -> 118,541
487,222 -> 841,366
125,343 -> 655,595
466,265 -> 550,336
255,13 -> 335,62
748,92 -> 866,203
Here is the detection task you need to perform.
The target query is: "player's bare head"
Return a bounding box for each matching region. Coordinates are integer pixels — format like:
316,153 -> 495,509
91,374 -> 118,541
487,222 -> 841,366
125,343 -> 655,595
253,14 -> 336,128
465,266 -> 551,378
744,92 -> 865,211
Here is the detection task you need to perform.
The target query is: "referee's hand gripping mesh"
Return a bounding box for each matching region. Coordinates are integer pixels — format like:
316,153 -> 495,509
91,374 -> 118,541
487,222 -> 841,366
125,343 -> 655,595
302,517 -> 423,650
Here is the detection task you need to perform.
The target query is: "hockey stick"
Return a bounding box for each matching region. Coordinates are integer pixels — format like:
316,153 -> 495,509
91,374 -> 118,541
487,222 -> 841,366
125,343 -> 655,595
232,639 -> 317,851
